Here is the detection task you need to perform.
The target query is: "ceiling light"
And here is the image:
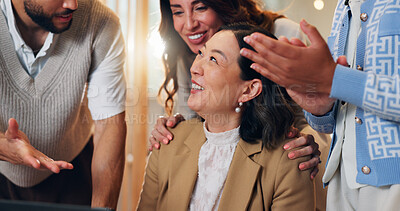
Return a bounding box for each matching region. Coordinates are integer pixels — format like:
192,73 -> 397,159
314,0 -> 324,10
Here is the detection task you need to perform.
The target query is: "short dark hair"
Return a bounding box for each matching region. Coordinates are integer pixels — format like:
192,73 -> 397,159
220,23 -> 294,149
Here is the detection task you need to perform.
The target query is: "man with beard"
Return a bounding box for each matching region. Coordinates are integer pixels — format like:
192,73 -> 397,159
0,0 -> 126,210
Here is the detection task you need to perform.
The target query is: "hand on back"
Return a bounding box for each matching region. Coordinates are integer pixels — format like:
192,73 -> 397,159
149,114 -> 185,151
285,127 -> 321,179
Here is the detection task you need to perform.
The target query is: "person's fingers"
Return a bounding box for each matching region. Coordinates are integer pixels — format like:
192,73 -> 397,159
30,151 -> 60,173
310,167 -> 319,180
302,133 -> 315,145
314,147 -> 322,156
337,55 -> 349,66
245,32 -> 298,59
240,47 -> 285,86
278,36 -> 290,44
243,35 -> 294,64
300,19 -> 326,48
5,118 -> 19,139
302,134 -> 321,156
152,126 -> 169,145
165,116 -> 176,128
285,126 -> 300,140
53,161 -> 74,170
313,143 -> 321,156
148,139 -> 154,151
156,116 -> 167,126
289,37 -> 307,47
7,137 -> 64,173
293,127 -> 301,137
280,36 -> 307,50
166,113 -> 185,128
284,136 -> 307,151
149,134 -> 160,150
240,45 -> 296,88
248,62 -> 286,86
155,117 -> 173,141
24,155 -> 41,169
288,145 -> 314,160
298,155 -> 321,171
38,156 -> 61,173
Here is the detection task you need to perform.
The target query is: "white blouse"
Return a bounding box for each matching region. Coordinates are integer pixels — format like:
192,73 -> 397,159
189,122 -> 240,211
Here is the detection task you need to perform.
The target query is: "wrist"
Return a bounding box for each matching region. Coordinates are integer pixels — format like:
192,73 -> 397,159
0,134 -> 8,161
321,62 -> 336,95
311,102 -> 334,116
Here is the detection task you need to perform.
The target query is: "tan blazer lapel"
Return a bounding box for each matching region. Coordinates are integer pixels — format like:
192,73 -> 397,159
168,124 -> 206,210
218,139 -> 264,211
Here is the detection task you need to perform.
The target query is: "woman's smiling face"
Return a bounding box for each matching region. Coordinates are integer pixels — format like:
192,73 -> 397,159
169,0 -> 224,53
187,30 -> 247,117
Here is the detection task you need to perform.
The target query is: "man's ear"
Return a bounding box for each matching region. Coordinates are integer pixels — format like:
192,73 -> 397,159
239,79 -> 262,103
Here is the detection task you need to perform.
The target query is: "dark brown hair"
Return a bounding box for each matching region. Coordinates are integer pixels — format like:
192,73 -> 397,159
158,0 -> 284,115
221,23 -> 294,148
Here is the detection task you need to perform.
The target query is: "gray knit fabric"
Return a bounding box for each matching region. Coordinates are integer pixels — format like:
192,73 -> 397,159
0,0 -> 121,187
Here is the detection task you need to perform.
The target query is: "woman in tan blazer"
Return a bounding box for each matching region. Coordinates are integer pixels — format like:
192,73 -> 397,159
138,23 -> 315,211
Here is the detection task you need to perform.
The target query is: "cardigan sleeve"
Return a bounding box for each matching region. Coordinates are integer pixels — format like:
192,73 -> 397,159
292,104 -> 332,151
331,64 -> 400,123
303,102 -> 338,134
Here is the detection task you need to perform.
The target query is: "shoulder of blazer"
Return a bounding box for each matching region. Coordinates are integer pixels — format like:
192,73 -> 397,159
239,137 -> 295,168
169,118 -> 203,138
157,118 -> 205,153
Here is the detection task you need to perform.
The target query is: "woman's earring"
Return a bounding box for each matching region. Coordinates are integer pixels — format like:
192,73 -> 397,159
235,102 -> 243,113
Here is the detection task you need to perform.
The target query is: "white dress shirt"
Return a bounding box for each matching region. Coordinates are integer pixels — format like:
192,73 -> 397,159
323,0 -> 366,189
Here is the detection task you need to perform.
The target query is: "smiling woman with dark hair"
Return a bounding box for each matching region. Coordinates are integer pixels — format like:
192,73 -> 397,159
151,2 -> 330,209
158,0 -> 285,115
138,23 -> 315,211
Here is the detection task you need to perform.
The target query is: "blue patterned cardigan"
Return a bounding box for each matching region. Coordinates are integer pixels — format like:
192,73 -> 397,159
305,0 -> 400,187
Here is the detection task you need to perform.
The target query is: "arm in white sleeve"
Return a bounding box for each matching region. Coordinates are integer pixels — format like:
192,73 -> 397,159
87,26 -> 126,120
